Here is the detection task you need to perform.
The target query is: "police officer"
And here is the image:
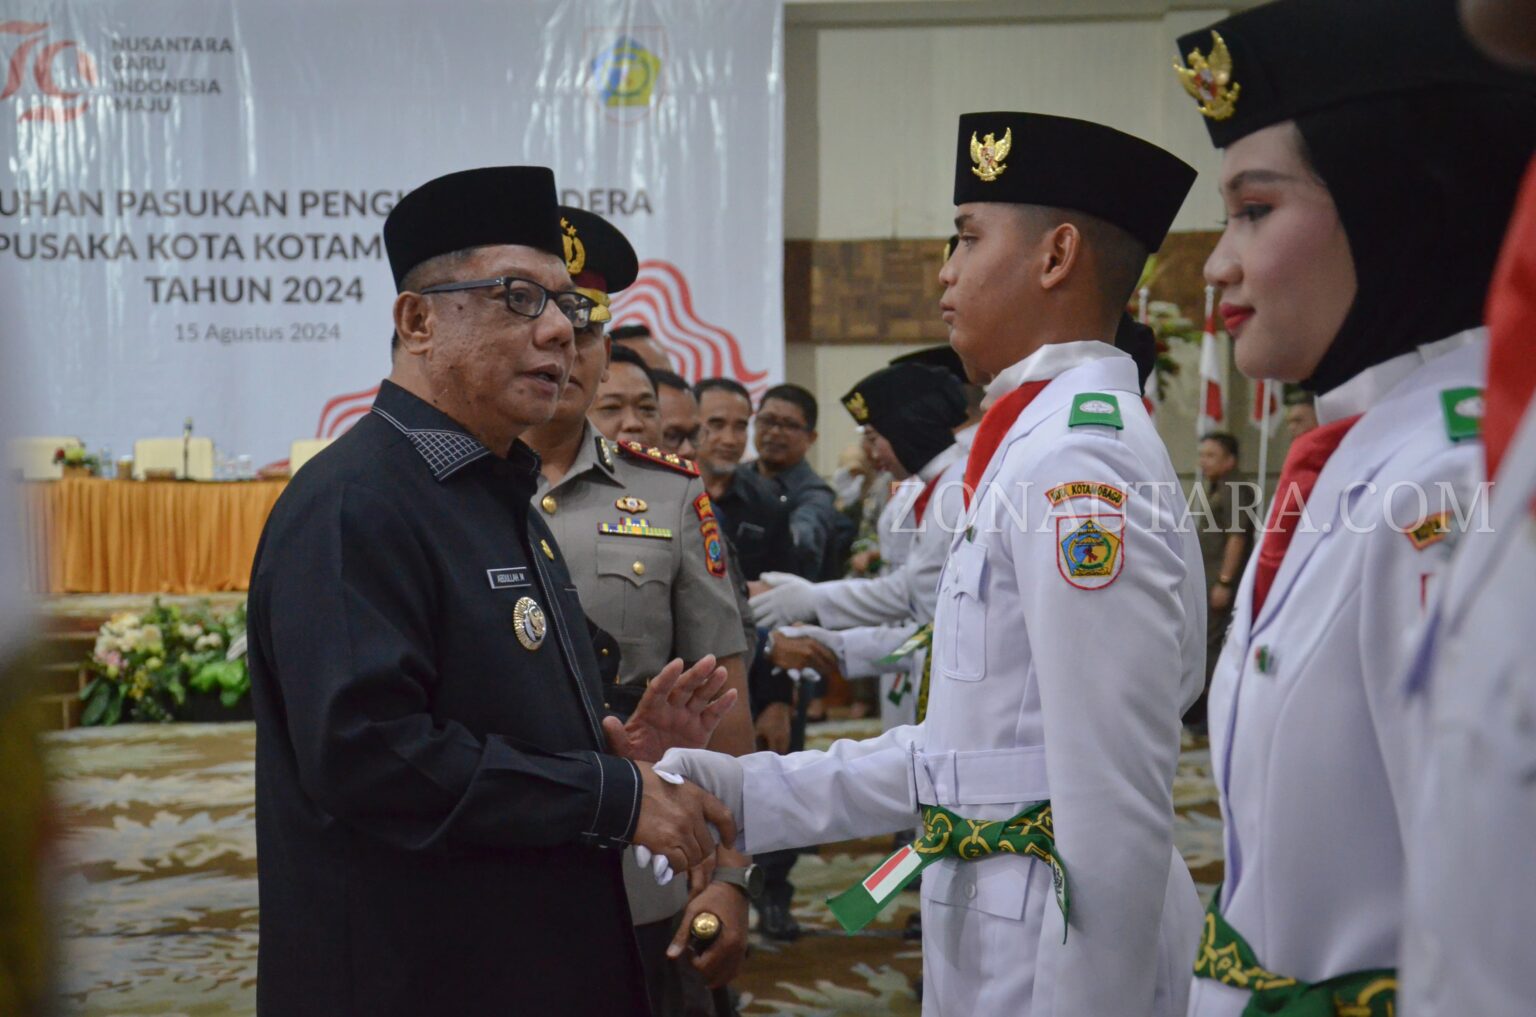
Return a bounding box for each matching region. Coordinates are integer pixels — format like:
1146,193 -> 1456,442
521,206 -> 756,1013
247,167 -> 737,1017
660,114 -> 1205,1016
1172,3 -> 1536,1014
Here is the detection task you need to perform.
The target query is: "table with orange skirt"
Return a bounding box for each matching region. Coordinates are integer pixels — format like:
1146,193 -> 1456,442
19,478 -> 289,594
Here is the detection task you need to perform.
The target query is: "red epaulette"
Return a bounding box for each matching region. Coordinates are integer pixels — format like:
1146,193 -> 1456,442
616,440 -> 699,477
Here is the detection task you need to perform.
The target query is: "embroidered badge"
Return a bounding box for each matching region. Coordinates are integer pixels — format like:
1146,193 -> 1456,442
598,516 -> 674,540
486,567 -> 530,590
561,217 -> 586,275
512,596 -> 547,651
1068,393 -> 1124,430
843,391 -> 870,424
615,496 -> 649,514
969,128 -> 1012,182
1044,481 -> 1126,509
1440,387 -> 1484,443
1055,515 -> 1124,590
540,538 -> 555,561
1175,30 -> 1241,121
693,491 -> 717,522
1404,511 -> 1453,551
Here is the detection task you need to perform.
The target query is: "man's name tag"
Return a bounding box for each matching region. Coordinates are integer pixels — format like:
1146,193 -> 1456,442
486,567 -> 531,590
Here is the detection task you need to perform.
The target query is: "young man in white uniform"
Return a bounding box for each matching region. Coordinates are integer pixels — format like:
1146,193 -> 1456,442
1171,2 -> 1536,1014
661,111 -> 1205,1016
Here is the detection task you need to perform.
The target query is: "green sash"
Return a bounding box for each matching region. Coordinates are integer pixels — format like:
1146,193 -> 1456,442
826,802 -> 1068,935
1194,888 -> 1397,1016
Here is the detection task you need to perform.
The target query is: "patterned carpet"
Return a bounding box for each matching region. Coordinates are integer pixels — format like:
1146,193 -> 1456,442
46,718 -> 1221,1017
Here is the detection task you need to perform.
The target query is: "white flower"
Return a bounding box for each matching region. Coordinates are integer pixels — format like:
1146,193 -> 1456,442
194,632 -> 224,651
139,625 -> 164,651
177,623 -> 204,641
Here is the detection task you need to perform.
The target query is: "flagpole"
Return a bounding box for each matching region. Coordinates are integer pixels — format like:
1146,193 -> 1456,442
1256,378 -> 1273,510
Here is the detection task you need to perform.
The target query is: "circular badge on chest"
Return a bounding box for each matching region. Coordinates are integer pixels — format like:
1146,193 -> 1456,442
513,596 -> 547,651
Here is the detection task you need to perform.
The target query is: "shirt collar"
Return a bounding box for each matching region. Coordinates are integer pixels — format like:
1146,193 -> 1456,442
917,441 -> 965,483
1315,329 -> 1482,424
983,340 -> 1128,408
538,423 -> 618,494
370,379 -> 540,482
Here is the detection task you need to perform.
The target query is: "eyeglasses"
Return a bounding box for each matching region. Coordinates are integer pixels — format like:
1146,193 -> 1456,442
756,415 -> 808,434
417,275 -> 595,329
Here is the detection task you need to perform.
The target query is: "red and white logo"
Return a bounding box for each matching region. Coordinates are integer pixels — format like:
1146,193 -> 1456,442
609,259 -> 769,400
1,21 -> 98,123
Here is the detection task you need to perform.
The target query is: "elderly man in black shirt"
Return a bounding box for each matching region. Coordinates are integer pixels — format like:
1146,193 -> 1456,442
248,166 -> 737,1017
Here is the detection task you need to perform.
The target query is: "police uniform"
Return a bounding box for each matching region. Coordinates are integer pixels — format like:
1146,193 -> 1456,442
1171,6 -> 1536,1013
535,430 -> 745,693
662,113 -> 1203,1016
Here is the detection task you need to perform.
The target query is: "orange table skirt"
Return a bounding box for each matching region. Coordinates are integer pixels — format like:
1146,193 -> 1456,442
20,478 -> 288,594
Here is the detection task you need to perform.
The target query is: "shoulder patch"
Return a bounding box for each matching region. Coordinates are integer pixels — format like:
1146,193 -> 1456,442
1055,514 -> 1125,590
1068,393 -> 1123,430
1044,481 -> 1126,509
617,440 -> 700,476
692,493 -> 727,578
1439,387 -> 1483,443
1404,511 -> 1452,551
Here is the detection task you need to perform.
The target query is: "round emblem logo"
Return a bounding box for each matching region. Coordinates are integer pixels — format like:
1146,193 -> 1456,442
1079,399 -> 1115,416
513,596 -> 547,651
1455,395 -> 1485,419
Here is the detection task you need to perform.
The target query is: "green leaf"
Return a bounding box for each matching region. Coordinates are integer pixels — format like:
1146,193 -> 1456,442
80,687 -> 110,725
165,675 -> 186,706
79,676 -> 101,702
103,688 -> 124,726
219,686 -> 244,708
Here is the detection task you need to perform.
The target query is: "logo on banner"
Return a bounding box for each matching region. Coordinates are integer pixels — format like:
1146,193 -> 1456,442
587,30 -> 665,121
1,21 -> 99,123
608,259 -> 770,402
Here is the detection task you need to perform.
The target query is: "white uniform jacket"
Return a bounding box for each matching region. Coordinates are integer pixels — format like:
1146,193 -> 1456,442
813,442 -> 969,630
877,475 -> 922,572
1400,373 -> 1534,1017
1189,332 -> 1487,1017
736,341 -> 1207,1016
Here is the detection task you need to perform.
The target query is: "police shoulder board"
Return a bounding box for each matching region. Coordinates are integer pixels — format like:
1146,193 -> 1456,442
1067,392 -> 1123,430
616,440 -> 700,477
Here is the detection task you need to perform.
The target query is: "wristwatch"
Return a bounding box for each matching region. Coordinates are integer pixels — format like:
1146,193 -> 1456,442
713,863 -> 765,901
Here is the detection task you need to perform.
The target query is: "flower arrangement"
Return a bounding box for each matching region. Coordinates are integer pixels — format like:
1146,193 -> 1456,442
53,446 -> 101,475
80,599 -> 250,725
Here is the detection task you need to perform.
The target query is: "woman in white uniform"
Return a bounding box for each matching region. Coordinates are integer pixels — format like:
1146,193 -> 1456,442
1172,1 -> 1536,1014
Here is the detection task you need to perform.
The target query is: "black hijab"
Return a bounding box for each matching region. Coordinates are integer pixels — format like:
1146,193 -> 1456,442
1297,87 -> 1536,393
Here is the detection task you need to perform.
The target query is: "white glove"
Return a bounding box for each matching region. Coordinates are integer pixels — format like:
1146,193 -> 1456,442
750,572 -> 821,628
634,768 -> 687,885
654,749 -> 746,849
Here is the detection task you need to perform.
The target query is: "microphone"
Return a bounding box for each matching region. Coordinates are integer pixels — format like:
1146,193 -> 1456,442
182,417 -> 194,480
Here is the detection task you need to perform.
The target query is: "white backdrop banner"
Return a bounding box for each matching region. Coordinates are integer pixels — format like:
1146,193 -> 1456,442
1,0 -> 783,465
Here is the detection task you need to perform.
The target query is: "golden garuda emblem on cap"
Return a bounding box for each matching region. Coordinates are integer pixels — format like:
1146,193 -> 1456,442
1175,31 -> 1241,122
969,128 -> 1012,183
560,217 -> 586,275
844,391 -> 870,424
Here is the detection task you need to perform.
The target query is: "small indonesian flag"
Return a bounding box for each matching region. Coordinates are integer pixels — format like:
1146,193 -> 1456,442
1197,310 -> 1227,433
826,842 -> 931,932
1250,377 -> 1282,434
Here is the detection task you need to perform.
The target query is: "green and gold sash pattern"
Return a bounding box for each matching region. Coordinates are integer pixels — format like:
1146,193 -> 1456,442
827,802 -> 1068,935
1194,889 -> 1397,1016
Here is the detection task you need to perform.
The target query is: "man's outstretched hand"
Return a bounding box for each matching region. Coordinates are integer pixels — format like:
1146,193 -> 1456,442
602,655 -> 737,763
632,762 -> 738,876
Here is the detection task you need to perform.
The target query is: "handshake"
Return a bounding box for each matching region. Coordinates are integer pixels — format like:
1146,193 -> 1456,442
630,761 -> 741,885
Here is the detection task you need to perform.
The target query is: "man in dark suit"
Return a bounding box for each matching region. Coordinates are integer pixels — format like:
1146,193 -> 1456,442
248,166 -> 736,1017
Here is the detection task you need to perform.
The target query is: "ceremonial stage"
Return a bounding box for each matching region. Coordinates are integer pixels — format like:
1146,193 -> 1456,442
45,700 -> 1222,1016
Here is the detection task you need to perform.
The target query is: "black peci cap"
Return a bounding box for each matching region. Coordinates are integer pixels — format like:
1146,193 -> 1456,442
953,112 -> 1196,252
1174,0 -> 1534,149
384,166 -> 564,290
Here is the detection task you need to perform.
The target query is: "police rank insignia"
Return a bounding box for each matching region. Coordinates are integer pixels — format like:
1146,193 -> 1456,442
561,217 -> 586,275
540,538 -> 556,560
512,596 -> 547,650
1175,30 -> 1241,121
599,516 -> 673,540
615,495 -> 648,514
1056,516 -> 1124,590
693,492 -> 728,578
969,128 -> 1012,182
